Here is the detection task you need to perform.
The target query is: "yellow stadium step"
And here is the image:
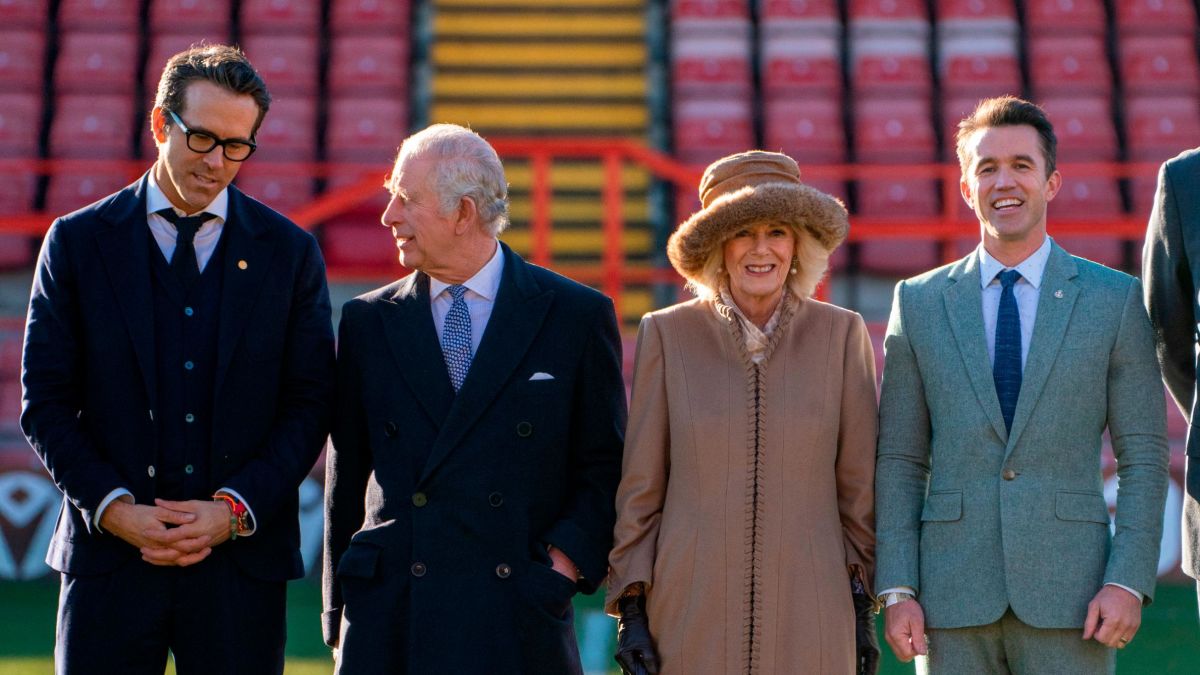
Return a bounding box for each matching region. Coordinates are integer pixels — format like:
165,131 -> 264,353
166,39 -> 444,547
435,12 -> 643,38
505,162 -> 651,192
508,195 -> 649,222
500,226 -> 652,256
433,41 -> 646,69
433,73 -> 645,100
430,102 -> 647,131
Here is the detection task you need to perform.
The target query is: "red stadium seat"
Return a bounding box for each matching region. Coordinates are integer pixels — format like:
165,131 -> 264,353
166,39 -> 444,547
855,97 -> 936,163
251,98 -> 316,162
1118,36 -> 1200,97
0,93 -> 41,158
1049,177 -> 1123,220
936,0 -> 1018,39
149,0 -> 231,33
1124,95 -> 1200,163
0,0 -> 48,28
1041,97 -> 1117,162
1129,173 -> 1160,218
672,35 -> 753,96
321,217 -> 397,271
45,172 -> 129,215
49,94 -> 135,159
240,0 -> 321,35
857,178 -> 941,216
849,0 -> 929,37
235,167 -> 315,215
0,170 -> 35,214
671,0 -> 750,37
674,97 -> 754,166
1051,237 -> 1124,267
850,34 -> 932,97
760,0 -> 839,37
1024,0 -> 1106,36
325,173 -> 391,219
1027,35 -> 1112,98
1115,0 -> 1196,36
761,34 -> 841,98
938,35 -> 1021,97
330,0 -> 410,35
328,35 -> 410,96
241,35 -> 318,96
326,97 -> 408,163
763,98 -> 846,164
54,31 -> 139,94
0,379 -> 20,432
857,239 -> 942,275
144,33 -> 230,97
58,0 -> 139,32
0,30 -> 44,93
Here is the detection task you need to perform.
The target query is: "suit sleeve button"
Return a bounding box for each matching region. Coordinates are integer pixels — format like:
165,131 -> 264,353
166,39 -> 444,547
516,421 -> 533,438
488,492 -> 504,507
147,465 -> 156,478
384,421 -> 398,437
411,562 -> 426,577
412,492 -> 427,507
1002,469 -> 1016,481
495,563 -> 511,579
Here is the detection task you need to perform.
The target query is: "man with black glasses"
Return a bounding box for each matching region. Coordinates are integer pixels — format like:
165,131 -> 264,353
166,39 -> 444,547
21,44 -> 334,674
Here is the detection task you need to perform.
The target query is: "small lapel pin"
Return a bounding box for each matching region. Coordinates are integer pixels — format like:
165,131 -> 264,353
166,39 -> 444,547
1054,289 -> 1064,298
237,260 -> 248,270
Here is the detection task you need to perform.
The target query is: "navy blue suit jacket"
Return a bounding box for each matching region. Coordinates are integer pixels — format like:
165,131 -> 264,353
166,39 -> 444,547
322,243 -> 626,674
21,175 -> 335,582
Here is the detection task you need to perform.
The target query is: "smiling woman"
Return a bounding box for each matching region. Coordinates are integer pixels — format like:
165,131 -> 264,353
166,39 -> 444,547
606,151 -> 881,675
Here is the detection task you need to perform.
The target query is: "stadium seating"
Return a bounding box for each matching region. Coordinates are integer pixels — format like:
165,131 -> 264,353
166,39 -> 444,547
672,34 -> 753,97
54,31 -> 139,94
241,35 -> 319,96
49,94 -> 136,159
1114,0 -> 1197,36
58,0 -> 140,32
240,0 -> 321,35
328,35 -> 410,96
0,0 -> 48,28
0,93 -> 42,158
1124,95 -> 1200,163
235,169 -> 315,215
760,0 -> 839,38
248,98 -> 317,162
763,98 -> 846,164
330,0 -> 411,35
1118,36 -> 1200,97
326,97 -> 409,163
149,0 -> 231,34
674,98 -> 754,165
855,97 -> 936,164
935,0 -> 1018,39
1028,35 -> 1113,98
1041,96 -> 1118,162
850,34 -> 932,98
0,30 -> 45,93
672,0 -> 751,37
938,36 -> 1020,98
761,34 -> 842,98
1024,0 -> 1106,36
144,32 -> 232,98
849,0 -> 929,37
45,172 -> 130,215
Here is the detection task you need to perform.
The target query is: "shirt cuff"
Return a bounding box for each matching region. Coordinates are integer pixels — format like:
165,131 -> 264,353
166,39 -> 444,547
1105,582 -> 1143,603
878,586 -> 917,606
94,488 -> 133,533
215,488 -> 256,536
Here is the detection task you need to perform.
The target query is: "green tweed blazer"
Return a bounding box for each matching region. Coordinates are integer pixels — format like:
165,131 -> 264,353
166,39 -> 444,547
876,240 -> 1169,630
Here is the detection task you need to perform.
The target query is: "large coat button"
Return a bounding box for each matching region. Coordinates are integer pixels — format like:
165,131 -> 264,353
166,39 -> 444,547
412,492 -> 428,507
495,563 -> 511,579
516,421 -> 533,438
384,421 -> 398,437
488,492 -> 504,507
1002,469 -> 1016,481
411,562 -> 427,577
147,465 -> 156,478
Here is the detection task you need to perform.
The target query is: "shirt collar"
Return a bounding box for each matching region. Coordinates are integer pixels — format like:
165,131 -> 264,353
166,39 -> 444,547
146,170 -> 229,224
429,241 -> 504,302
978,236 -> 1052,290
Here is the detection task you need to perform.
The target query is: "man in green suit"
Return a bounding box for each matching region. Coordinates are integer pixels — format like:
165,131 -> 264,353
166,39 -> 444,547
876,96 -> 1169,673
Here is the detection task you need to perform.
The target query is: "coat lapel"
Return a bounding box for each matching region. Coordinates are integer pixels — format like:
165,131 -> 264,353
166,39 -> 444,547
419,243 -> 553,483
943,252 -> 1010,442
378,273 -> 455,427
214,188 -> 276,394
1005,243 -> 1080,452
95,175 -> 157,403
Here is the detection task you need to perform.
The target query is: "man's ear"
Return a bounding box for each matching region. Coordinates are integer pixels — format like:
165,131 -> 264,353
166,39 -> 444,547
453,195 -> 479,235
150,107 -> 169,145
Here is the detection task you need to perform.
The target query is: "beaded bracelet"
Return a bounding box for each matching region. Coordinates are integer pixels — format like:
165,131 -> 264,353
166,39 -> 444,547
213,493 -> 248,540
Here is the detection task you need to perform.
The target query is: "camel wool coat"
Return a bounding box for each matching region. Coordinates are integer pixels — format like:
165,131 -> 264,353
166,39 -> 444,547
606,294 -> 878,675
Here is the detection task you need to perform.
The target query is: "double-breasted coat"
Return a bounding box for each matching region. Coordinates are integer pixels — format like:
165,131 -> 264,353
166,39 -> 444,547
605,294 -> 878,675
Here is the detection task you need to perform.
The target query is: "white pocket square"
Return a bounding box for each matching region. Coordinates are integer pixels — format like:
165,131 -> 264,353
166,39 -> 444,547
529,372 -> 555,381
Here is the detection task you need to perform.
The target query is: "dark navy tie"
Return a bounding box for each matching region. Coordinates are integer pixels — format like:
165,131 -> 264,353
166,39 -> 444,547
441,285 -> 473,391
157,208 -> 214,288
994,269 -> 1023,433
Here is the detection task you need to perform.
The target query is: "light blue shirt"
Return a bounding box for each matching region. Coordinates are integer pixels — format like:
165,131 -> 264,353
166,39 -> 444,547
979,236 -> 1053,372
429,241 -> 504,354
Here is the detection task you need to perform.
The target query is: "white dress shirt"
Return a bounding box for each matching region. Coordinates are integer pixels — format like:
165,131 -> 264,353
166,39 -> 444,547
429,241 -> 504,354
879,235 -> 1141,603
93,175 -> 256,535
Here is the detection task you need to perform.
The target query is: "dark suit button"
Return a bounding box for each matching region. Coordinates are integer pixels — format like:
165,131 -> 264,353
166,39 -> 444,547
411,562 -> 426,577
147,465 -> 156,478
516,421 -> 533,438
384,421 -> 398,437
184,360 -> 194,371
184,464 -> 194,475
412,492 -> 428,507
489,492 -> 504,507
1002,469 -> 1016,481
495,563 -> 511,579
184,307 -> 194,317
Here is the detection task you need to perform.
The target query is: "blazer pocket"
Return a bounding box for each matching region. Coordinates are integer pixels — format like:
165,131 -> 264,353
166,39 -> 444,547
921,490 -> 963,522
1055,490 -> 1110,524
336,542 -> 381,580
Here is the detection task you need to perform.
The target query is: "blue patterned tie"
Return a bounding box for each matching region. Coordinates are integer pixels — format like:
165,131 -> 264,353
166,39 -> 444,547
994,269 -> 1023,433
441,285 -> 473,391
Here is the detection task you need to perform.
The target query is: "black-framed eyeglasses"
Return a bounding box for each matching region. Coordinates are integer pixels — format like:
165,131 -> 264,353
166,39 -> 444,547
167,110 -> 257,162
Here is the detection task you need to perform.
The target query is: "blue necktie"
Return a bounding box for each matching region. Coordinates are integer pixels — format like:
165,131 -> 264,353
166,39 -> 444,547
441,285 -> 473,391
994,269 -> 1023,433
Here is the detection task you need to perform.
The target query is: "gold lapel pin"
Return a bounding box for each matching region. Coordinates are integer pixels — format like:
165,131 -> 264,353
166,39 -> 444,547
237,260 -> 248,270
1054,290 -> 1064,298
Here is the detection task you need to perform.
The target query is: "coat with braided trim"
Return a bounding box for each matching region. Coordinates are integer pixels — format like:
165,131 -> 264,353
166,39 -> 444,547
606,294 -> 878,675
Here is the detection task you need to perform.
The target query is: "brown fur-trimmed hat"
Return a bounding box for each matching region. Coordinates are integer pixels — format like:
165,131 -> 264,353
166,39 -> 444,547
667,151 -> 849,285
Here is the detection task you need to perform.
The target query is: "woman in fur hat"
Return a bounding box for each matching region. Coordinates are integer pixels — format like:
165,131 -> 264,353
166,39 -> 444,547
605,151 -> 879,675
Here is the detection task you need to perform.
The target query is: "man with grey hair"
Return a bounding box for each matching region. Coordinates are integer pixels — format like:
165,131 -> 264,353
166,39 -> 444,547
322,123 -> 627,674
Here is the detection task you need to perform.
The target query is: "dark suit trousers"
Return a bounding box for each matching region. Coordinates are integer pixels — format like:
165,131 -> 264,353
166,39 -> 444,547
55,547 -> 285,675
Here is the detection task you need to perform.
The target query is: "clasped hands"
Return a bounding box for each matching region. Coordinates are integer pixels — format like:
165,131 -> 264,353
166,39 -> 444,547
883,585 -> 1143,662
99,497 -> 234,567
